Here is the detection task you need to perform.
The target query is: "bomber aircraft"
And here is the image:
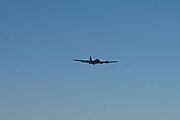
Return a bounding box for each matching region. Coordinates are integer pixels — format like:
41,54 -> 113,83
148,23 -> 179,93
73,56 -> 118,65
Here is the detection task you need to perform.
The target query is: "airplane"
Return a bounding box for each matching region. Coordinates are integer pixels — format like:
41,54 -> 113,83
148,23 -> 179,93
73,56 -> 118,65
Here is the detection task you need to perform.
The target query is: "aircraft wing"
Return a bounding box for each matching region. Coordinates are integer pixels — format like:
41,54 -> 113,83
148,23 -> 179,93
103,60 -> 118,64
73,59 -> 89,63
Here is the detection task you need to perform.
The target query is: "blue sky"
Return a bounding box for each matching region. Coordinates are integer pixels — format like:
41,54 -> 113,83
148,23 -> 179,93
0,0 -> 180,120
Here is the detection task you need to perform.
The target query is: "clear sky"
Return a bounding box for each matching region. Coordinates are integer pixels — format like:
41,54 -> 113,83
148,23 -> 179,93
0,0 -> 180,120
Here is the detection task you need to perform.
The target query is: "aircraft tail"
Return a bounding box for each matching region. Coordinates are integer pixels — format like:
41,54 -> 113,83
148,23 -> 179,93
90,56 -> 92,61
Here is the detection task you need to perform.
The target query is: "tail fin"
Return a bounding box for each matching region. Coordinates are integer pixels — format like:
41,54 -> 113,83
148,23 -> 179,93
90,56 -> 92,61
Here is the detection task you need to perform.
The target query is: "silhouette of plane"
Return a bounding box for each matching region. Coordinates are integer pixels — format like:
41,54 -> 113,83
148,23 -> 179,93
73,56 -> 118,65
